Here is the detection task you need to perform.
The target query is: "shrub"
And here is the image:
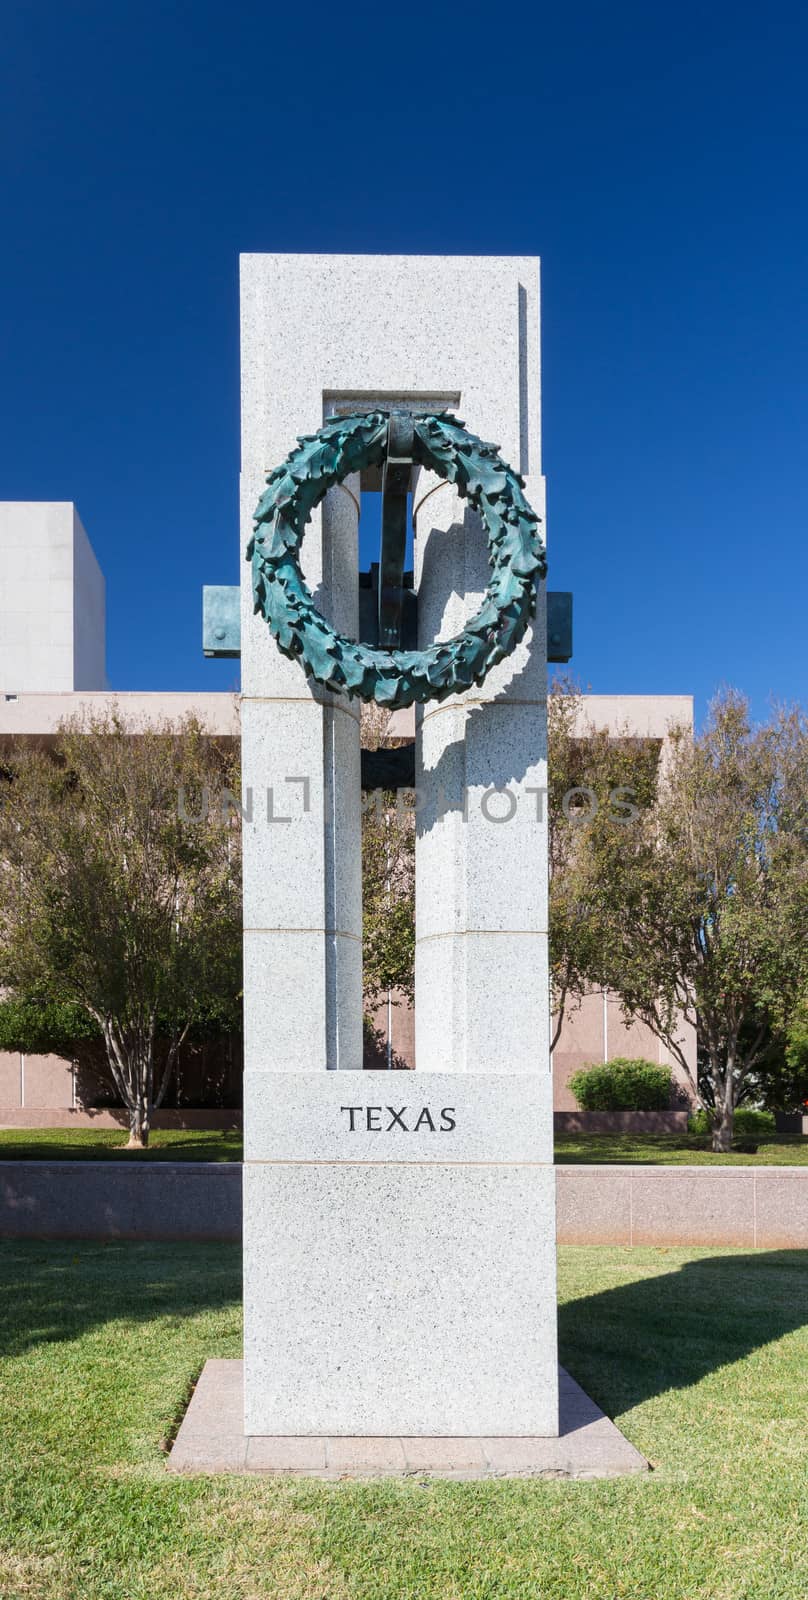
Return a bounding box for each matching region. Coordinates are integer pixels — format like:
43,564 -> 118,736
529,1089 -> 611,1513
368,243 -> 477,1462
568,1057 -> 672,1112
689,1107 -> 775,1137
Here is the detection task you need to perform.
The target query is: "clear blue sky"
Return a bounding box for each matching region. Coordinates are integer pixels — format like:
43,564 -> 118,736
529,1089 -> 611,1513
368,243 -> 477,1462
1,1 -> 806,724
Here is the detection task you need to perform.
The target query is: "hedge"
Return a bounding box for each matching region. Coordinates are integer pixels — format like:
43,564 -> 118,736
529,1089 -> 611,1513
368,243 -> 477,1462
568,1057 -> 672,1112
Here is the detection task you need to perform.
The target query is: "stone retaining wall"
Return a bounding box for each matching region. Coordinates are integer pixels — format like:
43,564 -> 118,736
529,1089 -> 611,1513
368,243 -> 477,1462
0,1161 -> 241,1241
1,1162 -> 807,1248
556,1164 -> 808,1247
554,1111 -> 689,1135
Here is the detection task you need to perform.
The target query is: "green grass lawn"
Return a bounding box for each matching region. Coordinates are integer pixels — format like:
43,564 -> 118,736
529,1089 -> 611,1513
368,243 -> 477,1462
3,1125 -> 808,1166
554,1131 -> 808,1165
0,1242 -> 806,1598
0,1127 -> 243,1161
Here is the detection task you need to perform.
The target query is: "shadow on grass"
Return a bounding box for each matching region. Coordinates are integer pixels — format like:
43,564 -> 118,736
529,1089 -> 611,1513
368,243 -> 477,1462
3,1242 -> 806,1421
0,1239 -> 241,1359
559,1248 -> 808,1416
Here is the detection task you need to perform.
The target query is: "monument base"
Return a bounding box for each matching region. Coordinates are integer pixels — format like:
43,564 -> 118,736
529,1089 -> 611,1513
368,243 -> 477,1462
243,1075 -> 559,1438
167,1361 -> 648,1480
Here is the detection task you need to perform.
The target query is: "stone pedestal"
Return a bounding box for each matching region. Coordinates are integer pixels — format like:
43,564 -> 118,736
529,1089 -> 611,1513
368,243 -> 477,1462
169,1362 -> 649,1479
241,254 -> 557,1439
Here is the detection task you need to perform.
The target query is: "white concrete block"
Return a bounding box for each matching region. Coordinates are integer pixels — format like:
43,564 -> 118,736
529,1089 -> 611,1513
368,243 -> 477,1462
243,929 -> 327,1072
240,284 -> 363,1079
323,928 -> 364,1074
244,1070 -> 553,1164
242,928 -> 363,1074
416,701 -> 548,939
323,694 -> 362,945
415,932 -> 551,1075
240,697 -> 330,934
72,508 -> 106,689
243,1161 -> 558,1436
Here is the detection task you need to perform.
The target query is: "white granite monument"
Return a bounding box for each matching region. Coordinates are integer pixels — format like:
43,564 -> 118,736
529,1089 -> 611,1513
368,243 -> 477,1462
239,253 -> 558,1440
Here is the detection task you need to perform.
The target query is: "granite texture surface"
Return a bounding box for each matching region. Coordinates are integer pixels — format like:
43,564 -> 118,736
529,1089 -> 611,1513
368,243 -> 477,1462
628,1168 -> 756,1248
754,1171 -> 808,1247
240,697 -> 335,933
416,701 -> 549,938
242,929 -> 362,1074
243,1070 -> 553,1164
407,261 -> 549,1084
243,1161 -> 558,1437
414,930 -> 551,1075
0,1161 -> 241,1241
555,1166 -> 633,1247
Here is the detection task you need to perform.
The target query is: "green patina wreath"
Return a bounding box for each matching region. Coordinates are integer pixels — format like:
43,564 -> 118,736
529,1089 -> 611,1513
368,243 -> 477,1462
247,411 -> 545,709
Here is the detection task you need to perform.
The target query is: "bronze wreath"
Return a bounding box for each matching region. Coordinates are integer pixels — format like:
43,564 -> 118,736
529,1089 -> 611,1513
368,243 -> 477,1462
247,411 -> 545,709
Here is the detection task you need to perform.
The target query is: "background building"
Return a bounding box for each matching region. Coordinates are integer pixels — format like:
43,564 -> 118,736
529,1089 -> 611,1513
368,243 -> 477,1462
0,503 -> 105,692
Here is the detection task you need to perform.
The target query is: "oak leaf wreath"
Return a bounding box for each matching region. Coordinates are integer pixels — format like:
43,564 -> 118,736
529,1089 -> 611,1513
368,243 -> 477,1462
247,411 -> 545,709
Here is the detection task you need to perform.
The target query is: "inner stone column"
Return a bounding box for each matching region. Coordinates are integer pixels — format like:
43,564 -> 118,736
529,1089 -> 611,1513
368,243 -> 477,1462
414,481 -> 550,1077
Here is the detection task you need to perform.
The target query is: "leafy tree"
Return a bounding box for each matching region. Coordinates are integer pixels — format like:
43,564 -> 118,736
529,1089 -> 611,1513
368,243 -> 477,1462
0,996 -> 102,1057
784,1001 -> 808,1105
548,678 -> 660,1050
732,1001 -> 808,1113
0,712 -> 241,1146
0,990 -> 243,1111
566,692 -> 808,1150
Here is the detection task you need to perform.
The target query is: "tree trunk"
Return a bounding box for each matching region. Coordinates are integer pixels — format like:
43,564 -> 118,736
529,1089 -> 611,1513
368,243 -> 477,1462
711,1064 -> 735,1152
101,1024 -> 155,1149
126,1093 -> 151,1149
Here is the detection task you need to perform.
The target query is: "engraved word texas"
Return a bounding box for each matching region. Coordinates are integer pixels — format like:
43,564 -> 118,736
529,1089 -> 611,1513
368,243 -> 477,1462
340,1105 -> 457,1133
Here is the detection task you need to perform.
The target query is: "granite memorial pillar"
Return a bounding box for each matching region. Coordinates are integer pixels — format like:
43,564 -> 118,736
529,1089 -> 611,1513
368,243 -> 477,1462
241,254 -> 558,1438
